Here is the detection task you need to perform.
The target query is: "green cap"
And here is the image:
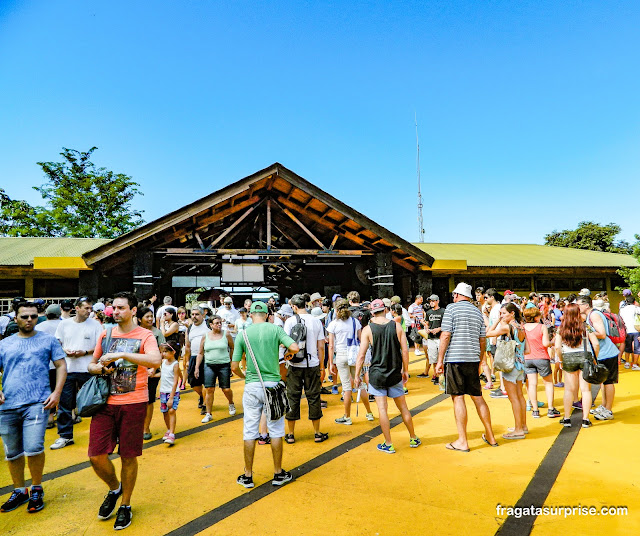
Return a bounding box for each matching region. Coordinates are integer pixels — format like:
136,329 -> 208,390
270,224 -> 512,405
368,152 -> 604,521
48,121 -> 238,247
250,301 -> 268,314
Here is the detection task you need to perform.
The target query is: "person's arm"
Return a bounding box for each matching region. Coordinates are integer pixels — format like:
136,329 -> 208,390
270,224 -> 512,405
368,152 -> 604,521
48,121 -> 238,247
479,336 -> 487,363
588,332 -> 600,358
231,360 -> 245,379
44,357 -> 67,410
554,333 -> 563,364
485,321 -> 508,338
231,335 -> 246,379
328,332 -> 336,374
397,321 -> 410,383
589,312 -> 607,339
169,362 -> 180,404
541,325 -> 550,348
435,331 -> 451,376
353,326 -> 371,387
195,336 -> 206,378
227,332 -> 234,359
162,321 -> 179,338
98,333 -> 161,369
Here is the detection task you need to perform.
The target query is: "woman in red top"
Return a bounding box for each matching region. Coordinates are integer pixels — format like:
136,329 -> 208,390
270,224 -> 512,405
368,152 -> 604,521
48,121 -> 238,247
523,307 -> 560,418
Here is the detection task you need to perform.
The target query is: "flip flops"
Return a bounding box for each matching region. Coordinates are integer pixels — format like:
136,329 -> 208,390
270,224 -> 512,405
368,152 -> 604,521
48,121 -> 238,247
445,442 -> 470,452
482,434 -> 499,447
502,432 -> 526,440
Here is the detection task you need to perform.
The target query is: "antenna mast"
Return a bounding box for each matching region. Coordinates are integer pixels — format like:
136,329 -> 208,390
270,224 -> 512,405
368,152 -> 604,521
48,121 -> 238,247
415,112 -> 425,242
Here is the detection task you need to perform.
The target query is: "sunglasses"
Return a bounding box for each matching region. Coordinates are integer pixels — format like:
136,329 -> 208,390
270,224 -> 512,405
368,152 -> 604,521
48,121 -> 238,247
19,314 -> 39,320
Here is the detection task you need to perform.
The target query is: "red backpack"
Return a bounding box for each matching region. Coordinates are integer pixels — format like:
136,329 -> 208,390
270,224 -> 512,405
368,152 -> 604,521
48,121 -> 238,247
602,311 -> 626,344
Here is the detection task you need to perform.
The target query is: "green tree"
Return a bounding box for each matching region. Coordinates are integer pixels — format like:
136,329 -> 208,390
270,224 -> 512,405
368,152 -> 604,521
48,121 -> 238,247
0,147 -> 144,238
544,221 -> 633,254
618,234 -> 640,295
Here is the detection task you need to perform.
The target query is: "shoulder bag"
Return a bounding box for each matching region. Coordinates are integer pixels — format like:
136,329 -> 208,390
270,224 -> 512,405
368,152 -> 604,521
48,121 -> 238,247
582,331 -> 609,384
493,326 -> 517,373
242,330 -> 289,421
76,326 -> 114,417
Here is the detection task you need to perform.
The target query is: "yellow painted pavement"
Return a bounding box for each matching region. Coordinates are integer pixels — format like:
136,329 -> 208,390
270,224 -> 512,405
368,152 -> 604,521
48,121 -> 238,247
1,355 -> 638,536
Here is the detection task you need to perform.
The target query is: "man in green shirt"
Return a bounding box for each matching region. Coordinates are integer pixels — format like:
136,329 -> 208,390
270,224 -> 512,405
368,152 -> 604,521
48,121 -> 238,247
231,301 -> 299,488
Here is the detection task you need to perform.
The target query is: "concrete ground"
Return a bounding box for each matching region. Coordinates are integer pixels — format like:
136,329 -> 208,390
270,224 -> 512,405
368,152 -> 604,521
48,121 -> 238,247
0,354 -> 637,535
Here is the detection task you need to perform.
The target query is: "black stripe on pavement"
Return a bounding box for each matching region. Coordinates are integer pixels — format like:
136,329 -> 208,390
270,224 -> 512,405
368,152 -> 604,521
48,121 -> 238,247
494,410 -> 583,536
0,412 -> 244,496
165,392 -> 450,536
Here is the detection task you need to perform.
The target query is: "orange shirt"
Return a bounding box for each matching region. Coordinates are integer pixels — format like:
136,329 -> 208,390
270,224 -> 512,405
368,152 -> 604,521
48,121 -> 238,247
94,326 -> 159,405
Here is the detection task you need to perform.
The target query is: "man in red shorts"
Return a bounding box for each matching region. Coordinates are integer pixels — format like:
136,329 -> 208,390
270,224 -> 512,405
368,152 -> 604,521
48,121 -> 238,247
87,292 -> 161,530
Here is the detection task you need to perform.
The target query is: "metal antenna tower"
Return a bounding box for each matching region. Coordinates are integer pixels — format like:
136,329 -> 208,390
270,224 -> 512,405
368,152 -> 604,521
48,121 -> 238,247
415,112 -> 425,242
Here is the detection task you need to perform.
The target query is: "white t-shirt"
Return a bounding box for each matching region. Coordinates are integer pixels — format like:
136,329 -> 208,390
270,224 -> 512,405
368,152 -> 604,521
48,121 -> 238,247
188,321 -> 210,357
619,304 -> 640,334
274,315 -> 287,361
0,312 -> 14,336
218,307 -> 240,333
488,303 -> 501,344
284,313 -> 325,368
55,317 -> 103,373
327,317 -> 361,352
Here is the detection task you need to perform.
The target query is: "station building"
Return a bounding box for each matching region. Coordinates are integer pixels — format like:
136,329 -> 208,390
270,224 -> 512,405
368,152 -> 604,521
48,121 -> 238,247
0,163 -> 637,310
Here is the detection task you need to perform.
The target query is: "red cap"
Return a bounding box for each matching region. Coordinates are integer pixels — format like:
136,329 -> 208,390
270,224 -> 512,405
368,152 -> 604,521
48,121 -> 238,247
504,290 -> 514,295
370,299 -> 386,313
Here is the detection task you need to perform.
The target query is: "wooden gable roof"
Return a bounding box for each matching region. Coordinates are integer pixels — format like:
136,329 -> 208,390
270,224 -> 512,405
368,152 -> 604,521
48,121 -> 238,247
83,163 -> 434,271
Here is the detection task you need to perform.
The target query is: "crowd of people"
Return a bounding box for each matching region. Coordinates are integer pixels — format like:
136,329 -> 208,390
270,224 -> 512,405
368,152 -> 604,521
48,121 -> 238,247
0,283 -> 637,529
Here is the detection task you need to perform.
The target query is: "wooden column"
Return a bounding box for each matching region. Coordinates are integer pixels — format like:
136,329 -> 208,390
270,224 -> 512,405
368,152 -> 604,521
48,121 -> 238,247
373,253 -> 394,299
417,272 -> 433,299
133,251 -> 154,302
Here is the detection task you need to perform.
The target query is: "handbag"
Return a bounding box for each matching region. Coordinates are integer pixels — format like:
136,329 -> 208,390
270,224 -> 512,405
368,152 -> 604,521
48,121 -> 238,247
242,330 -> 289,421
582,329 -> 609,384
493,327 -> 517,372
347,317 -> 360,366
76,326 -> 114,417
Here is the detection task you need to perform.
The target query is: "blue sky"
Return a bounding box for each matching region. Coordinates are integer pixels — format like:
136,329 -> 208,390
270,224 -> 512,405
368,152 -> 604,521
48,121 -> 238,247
1,1 -> 638,244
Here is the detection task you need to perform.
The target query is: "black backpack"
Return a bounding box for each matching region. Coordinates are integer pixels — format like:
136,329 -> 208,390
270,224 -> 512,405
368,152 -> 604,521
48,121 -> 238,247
289,313 -> 308,364
350,305 -> 371,327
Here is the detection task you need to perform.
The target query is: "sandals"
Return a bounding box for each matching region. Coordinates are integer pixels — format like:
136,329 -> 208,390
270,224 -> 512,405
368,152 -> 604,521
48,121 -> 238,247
314,432 -> 329,443
502,432 -> 526,440
284,434 -> 295,444
482,434 -> 499,447
445,442 -> 470,452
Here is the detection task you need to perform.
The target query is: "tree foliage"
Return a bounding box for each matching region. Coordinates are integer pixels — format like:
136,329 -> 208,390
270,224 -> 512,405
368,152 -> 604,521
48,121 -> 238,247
618,234 -> 640,295
0,147 -> 144,238
544,221 -> 633,254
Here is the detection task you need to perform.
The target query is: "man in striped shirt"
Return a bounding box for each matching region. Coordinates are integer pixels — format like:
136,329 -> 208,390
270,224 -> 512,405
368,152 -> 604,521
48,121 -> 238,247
435,283 -> 497,451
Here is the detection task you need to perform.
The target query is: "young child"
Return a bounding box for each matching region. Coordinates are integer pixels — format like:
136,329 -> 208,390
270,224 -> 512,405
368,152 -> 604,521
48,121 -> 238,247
159,341 -> 181,445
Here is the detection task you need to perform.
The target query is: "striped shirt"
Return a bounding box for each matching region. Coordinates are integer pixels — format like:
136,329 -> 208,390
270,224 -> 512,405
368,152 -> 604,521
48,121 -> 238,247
408,303 -> 424,327
441,300 -> 486,363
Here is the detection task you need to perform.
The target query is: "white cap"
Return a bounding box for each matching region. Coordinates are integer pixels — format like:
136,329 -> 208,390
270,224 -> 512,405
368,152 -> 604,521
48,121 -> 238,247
452,283 -> 473,299
223,297 -> 233,304
579,288 -> 591,296
310,306 -> 327,320
93,302 -> 105,312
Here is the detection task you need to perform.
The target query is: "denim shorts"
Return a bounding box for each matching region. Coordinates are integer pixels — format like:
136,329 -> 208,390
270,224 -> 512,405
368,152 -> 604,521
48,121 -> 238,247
204,362 -> 231,389
159,391 -> 181,413
0,403 -> 50,461
368,381 -> 405,399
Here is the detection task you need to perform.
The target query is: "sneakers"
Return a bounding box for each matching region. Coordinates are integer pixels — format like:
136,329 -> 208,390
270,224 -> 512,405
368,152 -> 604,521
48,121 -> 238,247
143,432 -> 153,440
417,373 -> 430,378
198,397 -> 204,408
590,404 -> 606,415
27,486 -> 44,513
164,433 -> 175,445
368,394 -> 375,402
572,400 -> 583,410
335,415 -> 352,425
272,470 -> 293,486
532,410 -> 540,418
632,364 -> 640,371
526,401 -> 544,411
377,442 -> 396,454
366,412 -> 374,421
490,389 -> 508,398
50,437 -> 74,450
331,386 -> 339,395
201,413 -> 213,423
409,437 -> 422,448
582,419 -> 593,428
1,489 -> 30,512
114,505 -> 132,530
554,382 -> 564,388
547,408 -> 561,418
594,408 -> 614,420
229,404 -> 236,416
237,474 -> 254,488
414,349 -> 424,356
403,387 -> 409,394
624,362 -> 631,369
559,418 -> 572,427
98,487 -> 122,520
200,407 -> 207,415
432,377 -> 439,385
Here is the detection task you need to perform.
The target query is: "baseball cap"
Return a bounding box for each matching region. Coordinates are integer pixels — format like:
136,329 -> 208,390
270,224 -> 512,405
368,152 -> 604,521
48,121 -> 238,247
623,289 -> 632,296
331,293 -> 342,302
250,301 -> 268,314
370,299 -> 386,313
93,302 -> 106,312
579,288 -> 591,296
277,304 -> 294,317
34,298 -> 45,306
45,304 -> 61,317
310,306 -> 327,320
428,294 -> 439,301
223,297 -> 233,304
61,299 -> 74,310
382,298 -> 392,308
452,283 -> 473,299
310,292 -> 325,302
504,290 -> 514,295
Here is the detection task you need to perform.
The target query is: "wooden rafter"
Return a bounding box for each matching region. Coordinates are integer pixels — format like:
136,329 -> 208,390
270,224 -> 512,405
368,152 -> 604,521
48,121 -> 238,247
329,234 -> 339,250
266,199 -> 272,249
161,248 -> 371,256
272,223 -> 301,248
208,199 -> 263,249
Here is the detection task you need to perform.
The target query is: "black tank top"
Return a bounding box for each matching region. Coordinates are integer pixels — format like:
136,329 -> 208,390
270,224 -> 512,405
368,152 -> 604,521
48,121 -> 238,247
369,320 -> 403,388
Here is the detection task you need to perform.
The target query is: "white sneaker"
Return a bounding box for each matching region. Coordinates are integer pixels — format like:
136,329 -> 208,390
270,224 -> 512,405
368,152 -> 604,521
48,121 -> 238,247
201,413 -> 213,423
229,404 -> 236,416
624,362 -> 631,369
414,349 -> 424,356
632,364 -> 640,371
50,437 -> 74,450
594,408 -> 614,420
366,413 -> 374,421
334,415 -> 352,425
589,404 -> 606,415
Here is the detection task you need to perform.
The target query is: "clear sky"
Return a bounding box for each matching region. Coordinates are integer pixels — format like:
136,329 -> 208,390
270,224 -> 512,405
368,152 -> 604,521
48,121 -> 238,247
1,1 -> 638,244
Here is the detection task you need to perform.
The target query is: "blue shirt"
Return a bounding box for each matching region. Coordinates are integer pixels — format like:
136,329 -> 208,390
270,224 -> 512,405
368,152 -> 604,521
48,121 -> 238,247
0,331 -> 66,410
586,310 -> 620,360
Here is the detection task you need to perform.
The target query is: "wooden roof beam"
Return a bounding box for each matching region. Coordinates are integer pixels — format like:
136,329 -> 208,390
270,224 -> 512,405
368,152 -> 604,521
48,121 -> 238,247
281,208 -> 326,249
208,199 -> 264,249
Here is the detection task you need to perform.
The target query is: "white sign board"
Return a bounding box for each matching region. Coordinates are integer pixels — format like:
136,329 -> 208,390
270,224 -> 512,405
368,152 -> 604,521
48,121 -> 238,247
221,264 -> 264,283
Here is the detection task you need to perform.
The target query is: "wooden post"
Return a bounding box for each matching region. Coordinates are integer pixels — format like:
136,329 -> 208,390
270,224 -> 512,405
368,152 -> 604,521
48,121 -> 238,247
267,200 -> 272,249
